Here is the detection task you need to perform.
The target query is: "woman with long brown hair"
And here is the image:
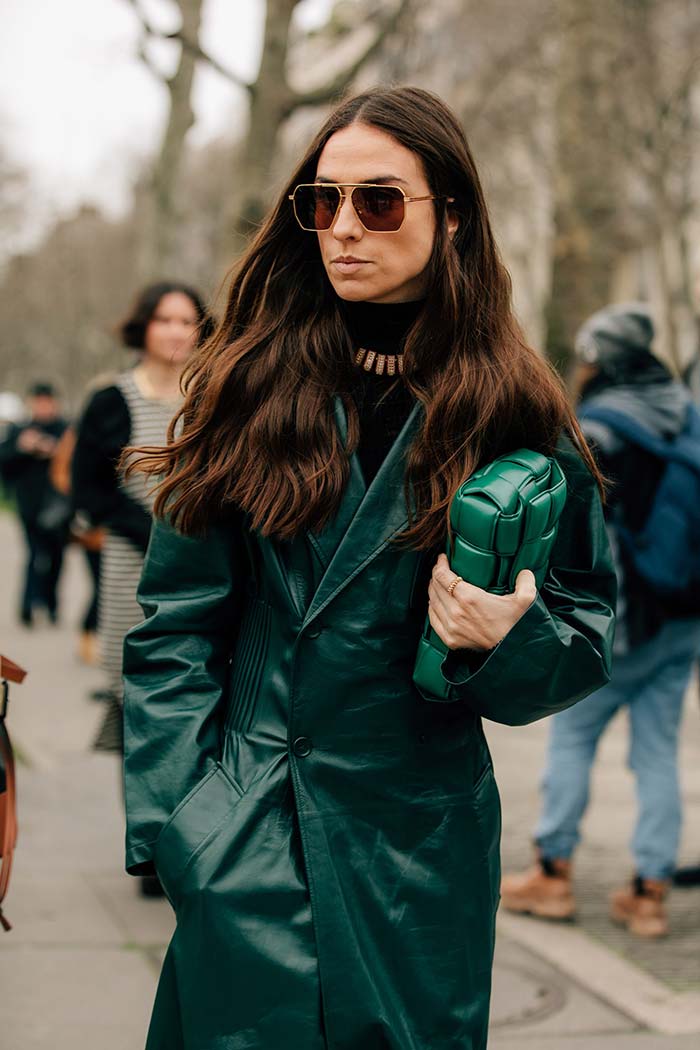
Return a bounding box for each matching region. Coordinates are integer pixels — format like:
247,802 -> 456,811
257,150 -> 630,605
123,87 -> 616,1049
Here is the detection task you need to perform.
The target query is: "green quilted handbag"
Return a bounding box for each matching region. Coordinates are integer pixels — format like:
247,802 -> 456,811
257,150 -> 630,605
413,448 -> 567,701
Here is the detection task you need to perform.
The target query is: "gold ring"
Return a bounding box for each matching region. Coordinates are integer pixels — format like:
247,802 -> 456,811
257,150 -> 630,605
447,576 -> 463,599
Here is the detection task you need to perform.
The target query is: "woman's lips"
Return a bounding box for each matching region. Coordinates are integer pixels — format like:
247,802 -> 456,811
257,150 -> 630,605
331,258 -> 370,275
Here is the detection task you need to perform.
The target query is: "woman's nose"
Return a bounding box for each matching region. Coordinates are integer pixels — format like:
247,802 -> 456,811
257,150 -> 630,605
332,194 -> 363,240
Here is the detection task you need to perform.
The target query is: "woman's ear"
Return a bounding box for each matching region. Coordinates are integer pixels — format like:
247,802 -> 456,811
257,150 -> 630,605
446,208 -> 459,240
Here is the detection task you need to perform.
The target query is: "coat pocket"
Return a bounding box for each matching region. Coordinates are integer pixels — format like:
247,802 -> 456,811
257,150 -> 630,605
153,762 -> 243,908
225,599 -> 272,734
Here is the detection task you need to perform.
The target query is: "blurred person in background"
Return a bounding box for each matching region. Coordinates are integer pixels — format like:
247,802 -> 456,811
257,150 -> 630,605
682,281 -> 700,401
502,303 -> 700,938
0,382 -> 68,626
72,281 -> 213,894
673,280 -> 700,888
49,424 -> 105,667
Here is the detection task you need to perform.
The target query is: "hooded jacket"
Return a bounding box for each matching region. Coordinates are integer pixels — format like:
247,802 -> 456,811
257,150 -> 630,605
579,371 -> 694,649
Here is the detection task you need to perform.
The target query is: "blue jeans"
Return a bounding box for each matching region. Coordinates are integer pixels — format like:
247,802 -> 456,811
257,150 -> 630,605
535,619 -> 700,881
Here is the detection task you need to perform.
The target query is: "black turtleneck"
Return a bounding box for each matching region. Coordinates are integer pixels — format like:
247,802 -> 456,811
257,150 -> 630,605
342,299 -> 422,485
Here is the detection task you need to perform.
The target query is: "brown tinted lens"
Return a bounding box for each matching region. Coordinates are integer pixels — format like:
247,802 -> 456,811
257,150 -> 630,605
294,185 -> 340,230
351,186 -> 405,231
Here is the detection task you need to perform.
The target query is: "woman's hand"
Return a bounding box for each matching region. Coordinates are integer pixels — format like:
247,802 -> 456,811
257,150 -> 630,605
428,553 -> 537,652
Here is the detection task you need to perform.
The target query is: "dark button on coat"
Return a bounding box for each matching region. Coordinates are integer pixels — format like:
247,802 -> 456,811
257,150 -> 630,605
123,402 -> 616,1050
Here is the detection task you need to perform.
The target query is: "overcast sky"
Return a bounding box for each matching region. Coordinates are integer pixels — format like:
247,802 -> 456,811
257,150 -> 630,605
0,0 -> 331,246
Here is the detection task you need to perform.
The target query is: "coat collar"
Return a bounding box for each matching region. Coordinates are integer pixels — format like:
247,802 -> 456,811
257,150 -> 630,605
302,394 -> 422,629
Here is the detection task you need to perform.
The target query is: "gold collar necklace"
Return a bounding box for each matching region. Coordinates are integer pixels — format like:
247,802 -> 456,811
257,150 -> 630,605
354,348 -> 404,376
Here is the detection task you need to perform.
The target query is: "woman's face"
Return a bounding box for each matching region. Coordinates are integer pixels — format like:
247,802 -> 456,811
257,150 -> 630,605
314,123 -> 457,304
144,292 -> 199,365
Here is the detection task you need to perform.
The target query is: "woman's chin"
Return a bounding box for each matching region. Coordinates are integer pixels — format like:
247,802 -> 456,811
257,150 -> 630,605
328,272 -> 427,305
331,282 -> 373,302
148,348 -> 194,367
329,277 -> 390,303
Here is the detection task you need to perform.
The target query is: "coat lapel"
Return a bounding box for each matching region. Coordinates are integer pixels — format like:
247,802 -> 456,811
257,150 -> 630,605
302,397 -> 422,629
305,397 -> 366,575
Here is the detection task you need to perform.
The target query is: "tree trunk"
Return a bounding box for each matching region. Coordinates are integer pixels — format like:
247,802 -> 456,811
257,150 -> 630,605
140,0 -> 203,281
220,0 -> 408,268
221,0 -> 299,262
545,0 -> 629,367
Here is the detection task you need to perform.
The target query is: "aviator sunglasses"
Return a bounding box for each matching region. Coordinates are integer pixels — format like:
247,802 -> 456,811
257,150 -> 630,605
289,183 -> 454,234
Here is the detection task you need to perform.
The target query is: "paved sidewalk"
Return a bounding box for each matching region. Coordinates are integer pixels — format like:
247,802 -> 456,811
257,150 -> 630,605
0,512 -> 699,1048
488,678 -> 700,995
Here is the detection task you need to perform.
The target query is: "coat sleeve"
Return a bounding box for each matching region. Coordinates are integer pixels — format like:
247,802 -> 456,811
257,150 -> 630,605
122,515 -> 247,875
435,439 -> 617,726
72,386 -> 152,553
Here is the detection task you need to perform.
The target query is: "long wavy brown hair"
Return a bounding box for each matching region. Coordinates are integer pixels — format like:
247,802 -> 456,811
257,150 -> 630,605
129,85 -> 602,550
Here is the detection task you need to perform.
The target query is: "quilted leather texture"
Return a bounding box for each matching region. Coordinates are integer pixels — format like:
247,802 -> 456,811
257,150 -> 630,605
413,449 -> 567,700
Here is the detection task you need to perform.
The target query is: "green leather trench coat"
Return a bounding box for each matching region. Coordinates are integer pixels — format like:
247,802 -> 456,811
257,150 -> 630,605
123,401 -> 616,1050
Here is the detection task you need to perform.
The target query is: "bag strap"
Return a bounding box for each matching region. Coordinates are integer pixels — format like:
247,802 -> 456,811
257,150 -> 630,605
579,405 -> 700,474
0,656 -> 26,933
0,704 -> 17,932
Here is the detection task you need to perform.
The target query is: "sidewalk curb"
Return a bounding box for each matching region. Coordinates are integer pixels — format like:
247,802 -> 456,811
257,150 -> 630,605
498,911 -> 700,1035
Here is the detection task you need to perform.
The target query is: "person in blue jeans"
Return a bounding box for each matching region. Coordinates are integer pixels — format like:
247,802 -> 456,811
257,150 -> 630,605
502,303 -> 700,938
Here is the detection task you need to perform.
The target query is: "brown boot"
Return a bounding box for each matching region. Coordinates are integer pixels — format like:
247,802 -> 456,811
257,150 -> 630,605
501,856 -> 576,920
610,876 -> 669,938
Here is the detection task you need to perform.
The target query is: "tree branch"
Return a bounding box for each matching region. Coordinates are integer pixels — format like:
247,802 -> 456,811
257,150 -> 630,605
163,29 -> 254,93
135,36 -> 170,84
288,0 -> 411,112
464,17 -> 556,130
122,0 -> 254,94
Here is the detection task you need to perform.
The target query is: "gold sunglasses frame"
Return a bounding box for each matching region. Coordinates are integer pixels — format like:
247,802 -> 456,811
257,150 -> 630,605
288,183 -> 455,233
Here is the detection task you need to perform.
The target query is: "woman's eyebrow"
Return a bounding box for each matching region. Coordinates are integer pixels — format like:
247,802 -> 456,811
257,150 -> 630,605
314,175 -> 409,186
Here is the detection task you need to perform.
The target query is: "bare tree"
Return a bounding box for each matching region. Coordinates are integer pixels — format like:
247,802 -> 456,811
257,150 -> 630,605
132,0 -> 410,263
606,0 -> 700,371
0,140 -> 30,267
544,0 -> 630,366
0,206 -> 139,403
126,0 -> 205,280
547,0 -> 700,370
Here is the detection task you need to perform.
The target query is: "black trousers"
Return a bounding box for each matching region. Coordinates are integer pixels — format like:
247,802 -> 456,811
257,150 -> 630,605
82,547 -> 101,632
19,516 -> 65,622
